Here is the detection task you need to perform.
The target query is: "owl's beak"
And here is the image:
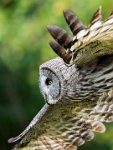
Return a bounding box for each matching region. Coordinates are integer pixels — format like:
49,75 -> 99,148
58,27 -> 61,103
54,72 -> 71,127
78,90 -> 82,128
45,99 -> 51,105
42,92 -> 51,105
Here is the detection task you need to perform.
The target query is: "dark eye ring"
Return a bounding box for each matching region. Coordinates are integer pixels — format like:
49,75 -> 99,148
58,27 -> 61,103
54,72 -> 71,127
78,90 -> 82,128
45,78 -> 52,85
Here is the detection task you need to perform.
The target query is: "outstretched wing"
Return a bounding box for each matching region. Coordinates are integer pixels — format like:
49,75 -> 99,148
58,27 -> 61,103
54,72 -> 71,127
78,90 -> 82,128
8,88 -> 113,150
48,7 -> 113,66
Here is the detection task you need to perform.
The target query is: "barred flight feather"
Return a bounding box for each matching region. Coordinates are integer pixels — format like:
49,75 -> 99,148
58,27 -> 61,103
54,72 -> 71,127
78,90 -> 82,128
63,9 -> 86,35
48,7 -> 113,66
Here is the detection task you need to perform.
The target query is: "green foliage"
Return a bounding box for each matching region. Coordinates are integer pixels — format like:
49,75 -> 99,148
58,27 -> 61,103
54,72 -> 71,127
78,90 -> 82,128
0,0 -> 113,149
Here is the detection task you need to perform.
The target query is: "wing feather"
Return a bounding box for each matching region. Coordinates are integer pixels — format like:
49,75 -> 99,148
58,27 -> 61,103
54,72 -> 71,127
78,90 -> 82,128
9,88 -> 113,150
70,8 -> 113,65
48,7 -> 113,66
89,6 -> 102,26
89,88 -> 113,122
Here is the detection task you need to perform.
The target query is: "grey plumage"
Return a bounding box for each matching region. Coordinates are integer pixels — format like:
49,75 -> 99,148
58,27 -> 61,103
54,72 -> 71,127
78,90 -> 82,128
8,7 -> 113,150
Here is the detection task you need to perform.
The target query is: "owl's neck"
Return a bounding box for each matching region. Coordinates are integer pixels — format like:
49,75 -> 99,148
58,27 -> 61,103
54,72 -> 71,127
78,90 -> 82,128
77,55 -> 113,100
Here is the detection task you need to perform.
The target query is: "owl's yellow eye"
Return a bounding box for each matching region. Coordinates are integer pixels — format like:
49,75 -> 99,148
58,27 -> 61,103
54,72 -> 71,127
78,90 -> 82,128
45,78 -> 52,85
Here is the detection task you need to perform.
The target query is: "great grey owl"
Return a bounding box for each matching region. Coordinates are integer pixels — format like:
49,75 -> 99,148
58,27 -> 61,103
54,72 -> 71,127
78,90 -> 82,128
8,7 -> 113,150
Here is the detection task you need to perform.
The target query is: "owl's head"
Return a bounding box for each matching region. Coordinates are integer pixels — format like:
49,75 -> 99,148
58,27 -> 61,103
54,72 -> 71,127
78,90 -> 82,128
39,57 -> 78,105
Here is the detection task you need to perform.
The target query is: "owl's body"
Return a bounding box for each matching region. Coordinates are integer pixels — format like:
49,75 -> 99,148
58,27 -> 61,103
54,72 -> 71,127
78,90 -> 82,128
8,7 -> 113,150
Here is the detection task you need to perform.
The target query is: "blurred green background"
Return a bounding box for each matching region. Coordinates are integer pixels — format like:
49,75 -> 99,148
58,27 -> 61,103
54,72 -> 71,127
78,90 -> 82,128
0,0 -> 113,149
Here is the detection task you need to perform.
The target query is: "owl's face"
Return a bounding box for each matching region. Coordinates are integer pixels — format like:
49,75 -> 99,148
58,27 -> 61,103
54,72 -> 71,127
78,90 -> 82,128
39,67 -> 61,104
39,57 -> 79,105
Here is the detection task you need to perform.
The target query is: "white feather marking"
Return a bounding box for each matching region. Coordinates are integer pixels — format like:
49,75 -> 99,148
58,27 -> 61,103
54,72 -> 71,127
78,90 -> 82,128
104,18 -> 113,25
90,21 -> 101,31
76,30 -> 87,39
73,36 -> 77,41
87,30 -> 99,39
100,25 -> 110,32
70,41 -> 81,51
